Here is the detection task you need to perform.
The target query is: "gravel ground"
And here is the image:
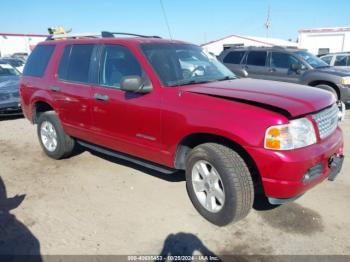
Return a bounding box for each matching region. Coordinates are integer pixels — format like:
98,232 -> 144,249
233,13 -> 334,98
0,111 -> 349,258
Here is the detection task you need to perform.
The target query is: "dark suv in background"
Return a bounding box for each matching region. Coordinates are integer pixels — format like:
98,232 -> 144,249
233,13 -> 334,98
218,47 -> 350,103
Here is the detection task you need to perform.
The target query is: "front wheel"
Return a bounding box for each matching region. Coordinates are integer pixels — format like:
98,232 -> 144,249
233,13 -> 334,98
185,143 -> 254,226
37,111 -> 75,159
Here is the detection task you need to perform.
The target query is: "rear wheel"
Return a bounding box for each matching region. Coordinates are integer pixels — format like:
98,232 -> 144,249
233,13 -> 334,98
185,143 -> 254,226
37,111 -> 75,159
316,84 -> 338,100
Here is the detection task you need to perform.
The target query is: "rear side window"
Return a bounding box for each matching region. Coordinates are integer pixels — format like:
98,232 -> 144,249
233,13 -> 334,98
246,51 -> 267,66
223,51 -> 245,64
23,45 -> 55,77
58,44 -> 94,83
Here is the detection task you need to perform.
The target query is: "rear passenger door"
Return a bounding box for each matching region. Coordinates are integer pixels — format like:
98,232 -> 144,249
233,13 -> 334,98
243,51 -> 269,79
54,44 -> 96,138
90,44 -> 162,163
267,52 -> 302,83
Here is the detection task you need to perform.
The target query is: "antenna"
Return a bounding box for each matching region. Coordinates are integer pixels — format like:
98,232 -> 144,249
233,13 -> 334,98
264,5 -> 271,38
160,0 -> 173,39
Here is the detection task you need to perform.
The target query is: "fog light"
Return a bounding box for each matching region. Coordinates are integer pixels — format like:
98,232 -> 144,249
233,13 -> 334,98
303,164 -> 323,183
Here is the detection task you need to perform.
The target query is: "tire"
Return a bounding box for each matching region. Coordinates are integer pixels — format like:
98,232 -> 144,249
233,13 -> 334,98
185,143 -> 254,226
316,84 -> 338,100
37,111 -> 75,159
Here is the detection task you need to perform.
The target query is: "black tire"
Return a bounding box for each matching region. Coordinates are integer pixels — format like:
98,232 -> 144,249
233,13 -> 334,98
316,84 -> 338,100
37,111 -> 75,159
185,143 -> 254,226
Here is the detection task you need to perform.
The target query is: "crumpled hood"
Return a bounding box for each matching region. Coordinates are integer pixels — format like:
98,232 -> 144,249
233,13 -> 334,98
181,78 -> 335,118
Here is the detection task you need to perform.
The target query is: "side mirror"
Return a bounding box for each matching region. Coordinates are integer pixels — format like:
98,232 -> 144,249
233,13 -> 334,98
120,75 -> 152,93
241,69 -> 249,77
291,63 -> 301,72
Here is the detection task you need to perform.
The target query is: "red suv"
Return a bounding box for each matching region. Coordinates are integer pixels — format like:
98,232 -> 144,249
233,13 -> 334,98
20,32 -> 344,226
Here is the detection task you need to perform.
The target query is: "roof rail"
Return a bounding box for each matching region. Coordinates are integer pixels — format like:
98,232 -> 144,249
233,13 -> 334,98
101,31 -> 162,39
47,32 -> 100,40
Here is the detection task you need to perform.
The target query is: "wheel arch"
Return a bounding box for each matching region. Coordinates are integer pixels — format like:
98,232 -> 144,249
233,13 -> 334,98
308,80 -> 340,99
32,100 -> 55,124
174,132 -> 262,188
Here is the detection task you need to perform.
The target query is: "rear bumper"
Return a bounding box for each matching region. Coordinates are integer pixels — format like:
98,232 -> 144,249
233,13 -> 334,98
245,128 -> 344,199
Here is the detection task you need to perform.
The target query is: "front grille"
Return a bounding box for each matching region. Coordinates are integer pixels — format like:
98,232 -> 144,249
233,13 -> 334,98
312,103 -> 339,139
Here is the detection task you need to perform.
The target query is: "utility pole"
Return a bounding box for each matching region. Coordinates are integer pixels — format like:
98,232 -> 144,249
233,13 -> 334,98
265,5 -> 271,38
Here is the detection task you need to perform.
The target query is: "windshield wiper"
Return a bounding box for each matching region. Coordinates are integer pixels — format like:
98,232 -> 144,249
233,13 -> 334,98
215,76 -> 236,81
169,79 -> 217,87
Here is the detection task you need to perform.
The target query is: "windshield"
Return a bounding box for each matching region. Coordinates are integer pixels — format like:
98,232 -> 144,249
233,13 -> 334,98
295,51 -> 328,68
141,43 -> 236,86
0,64 -> 20,76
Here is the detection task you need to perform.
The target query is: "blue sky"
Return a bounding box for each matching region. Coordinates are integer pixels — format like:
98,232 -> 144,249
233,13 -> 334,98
2,0 -> 349,44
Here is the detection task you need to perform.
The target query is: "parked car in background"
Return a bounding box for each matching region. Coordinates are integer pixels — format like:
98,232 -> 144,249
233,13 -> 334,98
0,63 -> 21,115
11,52 -> 28,61
320,52 -> 350,69
218,46 -> 350,103
0,57 -> 25,73
20,32 -> 344,226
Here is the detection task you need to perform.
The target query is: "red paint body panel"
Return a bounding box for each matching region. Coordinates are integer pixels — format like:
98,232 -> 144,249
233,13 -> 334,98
19,38 -> 344,200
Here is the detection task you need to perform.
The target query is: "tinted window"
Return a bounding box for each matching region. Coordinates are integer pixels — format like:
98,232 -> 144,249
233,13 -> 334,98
334,55 -> 347,66
23,45 -> 55,77
271,52 -> 299,69
223,51 -> 245,64
100,45 -> 144,88
320,56 -> 332,65
58,44 -> 94,83
246,51 -> 267,66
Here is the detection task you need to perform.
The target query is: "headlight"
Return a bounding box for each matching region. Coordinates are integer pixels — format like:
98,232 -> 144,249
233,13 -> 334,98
264,118 -> 316,150
340,76 -> 350,85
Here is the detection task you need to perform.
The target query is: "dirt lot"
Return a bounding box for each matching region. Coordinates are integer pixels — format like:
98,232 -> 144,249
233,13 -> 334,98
0,112 -> 350,257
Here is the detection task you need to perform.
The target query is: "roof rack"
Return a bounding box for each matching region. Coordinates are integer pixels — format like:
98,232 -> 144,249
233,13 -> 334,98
101,31 -> 162,39
47,31 -> 161,40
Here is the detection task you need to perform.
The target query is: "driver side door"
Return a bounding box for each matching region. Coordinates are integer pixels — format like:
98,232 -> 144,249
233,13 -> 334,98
90,44 -> 162,163
267,52 -> 304,83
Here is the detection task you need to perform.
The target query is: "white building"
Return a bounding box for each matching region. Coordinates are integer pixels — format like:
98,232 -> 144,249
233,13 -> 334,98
0,33 -> 47,57
298,27 -> 350,55
201,34 -> 298,55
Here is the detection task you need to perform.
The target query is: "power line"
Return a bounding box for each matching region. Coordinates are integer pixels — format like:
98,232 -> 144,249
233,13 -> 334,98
160,0 -> 173,39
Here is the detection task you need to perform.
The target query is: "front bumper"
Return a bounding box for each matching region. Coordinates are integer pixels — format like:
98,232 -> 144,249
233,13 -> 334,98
337,84 -> 350,102
245,127 -> 344,199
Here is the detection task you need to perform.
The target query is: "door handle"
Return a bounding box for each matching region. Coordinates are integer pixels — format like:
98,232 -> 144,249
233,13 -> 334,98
269,68 -> 277,72
50,85 -> 61,92
94,93 -> 109,101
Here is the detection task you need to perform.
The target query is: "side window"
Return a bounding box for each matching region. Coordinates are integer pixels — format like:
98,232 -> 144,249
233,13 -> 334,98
23,45 -> 55,77
347,56 -> 350,66
271,52 -> 300,69
334,55 -> 347,66
246,51 -> 267,66
223,51 -> 245,64
99,45 -> 144,88
58,44 -> 94,83
320,55 -> 332,65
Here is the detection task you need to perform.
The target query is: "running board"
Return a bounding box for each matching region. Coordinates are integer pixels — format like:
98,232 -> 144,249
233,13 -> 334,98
77,140 -> 176,174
